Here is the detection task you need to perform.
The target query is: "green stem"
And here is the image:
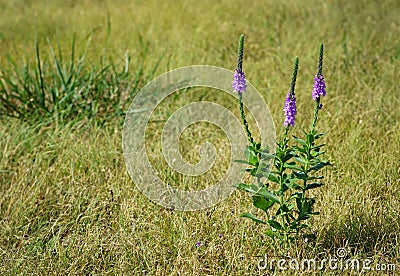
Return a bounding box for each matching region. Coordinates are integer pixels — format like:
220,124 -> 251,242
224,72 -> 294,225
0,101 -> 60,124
238,93 -> 254,147
311,97 -> 320,131
283,127 -> 289,142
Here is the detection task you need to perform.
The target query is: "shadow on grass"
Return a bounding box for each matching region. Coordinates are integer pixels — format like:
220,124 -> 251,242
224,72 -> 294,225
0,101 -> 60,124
317,212 -> 399,259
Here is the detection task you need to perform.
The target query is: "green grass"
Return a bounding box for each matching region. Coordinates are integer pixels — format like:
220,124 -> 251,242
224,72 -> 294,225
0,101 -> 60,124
1,0 -> 399,274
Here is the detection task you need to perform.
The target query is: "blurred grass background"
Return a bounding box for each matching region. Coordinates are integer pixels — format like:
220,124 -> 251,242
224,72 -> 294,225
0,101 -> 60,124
0,0 -> 399,274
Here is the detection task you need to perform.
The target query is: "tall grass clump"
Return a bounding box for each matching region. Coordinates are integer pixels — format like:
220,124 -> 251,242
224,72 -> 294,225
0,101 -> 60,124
0,35 -> 161,124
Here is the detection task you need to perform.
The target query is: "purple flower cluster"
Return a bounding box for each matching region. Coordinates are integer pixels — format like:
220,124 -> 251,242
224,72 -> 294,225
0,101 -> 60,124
232,68 -> 247,93
312,74 -> 326,100
283,92 -> 297,127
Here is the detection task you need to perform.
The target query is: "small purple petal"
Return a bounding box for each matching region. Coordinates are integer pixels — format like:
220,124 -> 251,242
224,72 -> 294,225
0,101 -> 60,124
312,74 -> 326,100
196,241 -> 201,247
232,68 -> 247,93
283,92 -> 297,127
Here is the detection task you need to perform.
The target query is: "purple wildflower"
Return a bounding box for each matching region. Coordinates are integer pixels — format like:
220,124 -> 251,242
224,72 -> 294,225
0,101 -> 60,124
283,92 -> 297,127
312,74 -> 326,100
195,241 -> 201,247
232,68 -> 247,93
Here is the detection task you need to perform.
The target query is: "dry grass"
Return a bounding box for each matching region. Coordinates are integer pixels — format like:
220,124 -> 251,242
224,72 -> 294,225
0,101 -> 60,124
1,0 -> 399,274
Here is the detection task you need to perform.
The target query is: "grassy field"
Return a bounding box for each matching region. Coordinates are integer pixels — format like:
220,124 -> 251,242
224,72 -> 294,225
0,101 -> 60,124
1,0 -> 399,274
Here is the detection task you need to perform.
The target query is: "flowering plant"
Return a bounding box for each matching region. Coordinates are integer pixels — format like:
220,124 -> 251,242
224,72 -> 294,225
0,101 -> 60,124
233,35 -> 330,246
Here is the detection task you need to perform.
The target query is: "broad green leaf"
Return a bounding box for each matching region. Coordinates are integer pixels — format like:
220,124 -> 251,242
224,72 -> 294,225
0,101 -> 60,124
284,162 -> 301,170
296,197 -> 316,220
240,213 -> 266,224
265,229 -> 276,238
293,136 -> 308,147
291,183 -> 302,190
234,183 -> 280,203
289,221 -> 298,229
244,146 -> 258,166
260,151 -> 275,159
276,203 -> 294,216
268,173 -> 279,183
294,156 -> 307,164
306,133 -> 315,144
293,171 -> 306,179
314,133 -> 326,139
233,183 -> 259,194
234,159 -> 252,165
312,143 -> 326,150
295,147 -> 308,154
258,188 -> 280,203
279,182 -> 289,194
304,182 -> 324,191
287,179 -> 302,190
252,195 -> 274,211
283,152 -> 296,162
233,183 -> 253,191
267,220 -> 284,230
309,162 -> 331,172
311,150 -> 326,158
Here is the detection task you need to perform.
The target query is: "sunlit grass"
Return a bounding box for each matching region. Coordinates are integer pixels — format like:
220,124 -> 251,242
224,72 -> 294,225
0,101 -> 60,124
0,0 -> 399,274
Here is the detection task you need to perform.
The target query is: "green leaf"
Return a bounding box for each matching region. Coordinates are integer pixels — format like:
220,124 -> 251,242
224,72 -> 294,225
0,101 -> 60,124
265,229 -> 276,238
268,173 -> 279,183
233,183 -> 252,191
294,156 -> 307,164
295,147 -> 308,154
283,151 -> 296,162
311,150 -> 326,158
296,197 -> 316,220
234,159 -> 252,165
233,183 -> 258,194
284,162 -> 301,170
252,195 -> 274,211
234,183 -> 280,203
293,171 -> 306,179
244,145 -> 259,166
278,182 -> 290,195
286,178 -> 302,190
304,182 -> 324,191
260,151 -> 275,159
306,133 -> 315,145
267,220 -> 284,230
258,188 -> 280,203
240,213 -> 266,224
312,143 -> 326,150
309,162 -> 331,172
292,183 -> 303,190
293,136 -> 308,147
276,202 -> 294,216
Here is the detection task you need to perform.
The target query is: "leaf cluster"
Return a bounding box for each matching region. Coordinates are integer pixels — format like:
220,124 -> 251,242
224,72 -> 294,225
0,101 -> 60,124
234,129 -> 330,246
